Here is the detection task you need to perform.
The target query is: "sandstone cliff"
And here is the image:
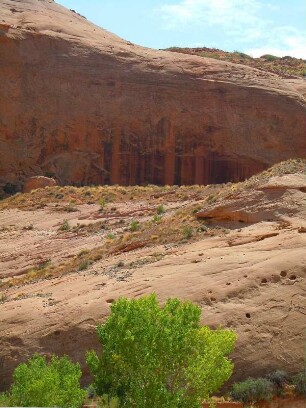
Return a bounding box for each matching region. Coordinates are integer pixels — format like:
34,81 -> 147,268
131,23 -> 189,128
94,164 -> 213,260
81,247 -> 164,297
0,0 -> 306,191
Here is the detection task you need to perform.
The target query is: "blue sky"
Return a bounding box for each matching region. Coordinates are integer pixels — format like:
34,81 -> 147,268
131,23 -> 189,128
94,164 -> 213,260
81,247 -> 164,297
57,0 -> 306,58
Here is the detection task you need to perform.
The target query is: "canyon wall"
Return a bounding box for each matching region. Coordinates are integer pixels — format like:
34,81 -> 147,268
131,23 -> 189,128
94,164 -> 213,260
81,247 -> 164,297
0,0 -> 306,191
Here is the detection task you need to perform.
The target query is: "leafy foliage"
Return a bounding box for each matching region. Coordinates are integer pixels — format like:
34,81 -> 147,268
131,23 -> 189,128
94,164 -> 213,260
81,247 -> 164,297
292,370 -> 306,396
231,377 -> 273,403
87,293 -> 236,408
7,354 -> 85,407
0,392 -> 11,407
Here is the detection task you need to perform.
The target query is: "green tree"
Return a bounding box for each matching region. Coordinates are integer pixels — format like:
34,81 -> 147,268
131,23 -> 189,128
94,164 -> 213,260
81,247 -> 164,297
8,354 -> 85,407
87,294 -> 236,408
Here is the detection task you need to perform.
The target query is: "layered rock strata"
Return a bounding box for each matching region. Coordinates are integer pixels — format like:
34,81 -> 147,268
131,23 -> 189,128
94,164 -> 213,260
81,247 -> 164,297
0,0 -> 306,190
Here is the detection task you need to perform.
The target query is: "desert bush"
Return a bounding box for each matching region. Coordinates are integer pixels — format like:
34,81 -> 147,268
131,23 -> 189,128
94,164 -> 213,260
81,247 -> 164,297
99,197 -> 106,211
231,377 -> 273,403
261,54 -> 279,61
129,219 -> 140,232
0,293 -> 8,303
183,225 -> 193,239
267,370 -> 287,395
37,258 -> 51,270
58,219 -> 70,231
87,293 -> 236,408
6,354 -> 85,407
152,214 -> 162,224
156,204 -> 165,215
78,259 -> 89,271
292,369 -> 306,396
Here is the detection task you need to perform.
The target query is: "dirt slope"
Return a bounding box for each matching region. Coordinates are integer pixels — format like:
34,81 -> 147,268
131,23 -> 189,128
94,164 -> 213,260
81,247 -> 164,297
0,0 -> 306,191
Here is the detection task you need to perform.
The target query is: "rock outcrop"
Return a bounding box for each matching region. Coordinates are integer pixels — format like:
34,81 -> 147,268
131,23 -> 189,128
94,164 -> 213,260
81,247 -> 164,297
23,176 -> 57,193
0,0 -> 306,190
196,174 -> 306,224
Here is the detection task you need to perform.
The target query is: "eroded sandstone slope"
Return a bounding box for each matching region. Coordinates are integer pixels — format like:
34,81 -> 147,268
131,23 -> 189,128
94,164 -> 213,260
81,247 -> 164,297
0,160 -> 305,389
0,0 -> 306,191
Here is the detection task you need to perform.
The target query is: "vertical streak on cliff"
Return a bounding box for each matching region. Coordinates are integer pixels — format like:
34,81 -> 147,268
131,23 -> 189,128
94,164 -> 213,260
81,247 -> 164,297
163,118 -> 175,185
195,146 -> 205,185
111,127 -> 120,184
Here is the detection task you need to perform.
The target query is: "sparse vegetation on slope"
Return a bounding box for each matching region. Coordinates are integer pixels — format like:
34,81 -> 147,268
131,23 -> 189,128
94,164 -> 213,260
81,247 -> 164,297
1,159 -> 305,289
165,47 -> 306,77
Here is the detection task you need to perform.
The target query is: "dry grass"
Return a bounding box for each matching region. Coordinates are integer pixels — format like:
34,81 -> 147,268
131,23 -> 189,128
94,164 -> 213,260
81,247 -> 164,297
1,159 -> 305,289
1,203 -> 215,289
0,184 -> 210,211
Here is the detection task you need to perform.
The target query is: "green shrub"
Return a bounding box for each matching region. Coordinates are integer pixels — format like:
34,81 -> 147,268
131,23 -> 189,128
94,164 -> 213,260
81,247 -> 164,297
267,370 -> 287,395
99,198 -> 106,211
261,54 -> 279,61
292,370 -> 306,396
0,392 -> 11,407
152,214 -> 162,224
0,293 -> 8,303
129,220 -> 140,232
37,258 -> 51,270
156,204 -> 165,215
233,51 -> 250,59
87,293 -> 236,408
58,219 -> 70,231
231,377 -> 273,403
183,225 -> 193,239
7,354 -> 85,407
78,259 -> 89,271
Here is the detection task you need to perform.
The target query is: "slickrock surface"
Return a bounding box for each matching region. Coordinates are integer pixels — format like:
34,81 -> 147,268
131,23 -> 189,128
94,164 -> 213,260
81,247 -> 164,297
0,0 -> 306,190
0,163 -> 305,389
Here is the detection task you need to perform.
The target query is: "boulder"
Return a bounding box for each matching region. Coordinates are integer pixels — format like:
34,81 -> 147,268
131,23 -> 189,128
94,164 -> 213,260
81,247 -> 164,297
23,176 -> 57,193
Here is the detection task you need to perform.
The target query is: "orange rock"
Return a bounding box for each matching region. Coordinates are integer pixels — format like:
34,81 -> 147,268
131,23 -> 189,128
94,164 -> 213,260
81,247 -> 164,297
0,0 -> 306,187
23,176 -> 57,193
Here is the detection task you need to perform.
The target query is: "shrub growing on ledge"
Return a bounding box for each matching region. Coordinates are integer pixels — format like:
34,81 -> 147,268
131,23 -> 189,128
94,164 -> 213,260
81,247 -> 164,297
267,370 -> 288,395
231,377 -> 273,404
87,293 -> 236,408
5,354 -> 85,407
292,369 -> 306,396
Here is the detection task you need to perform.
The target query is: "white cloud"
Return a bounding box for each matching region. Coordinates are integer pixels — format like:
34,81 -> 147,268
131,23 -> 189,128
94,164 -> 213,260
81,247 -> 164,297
158,0 -> 264,32
247,34 -> 306,59
157,0 -> 306,58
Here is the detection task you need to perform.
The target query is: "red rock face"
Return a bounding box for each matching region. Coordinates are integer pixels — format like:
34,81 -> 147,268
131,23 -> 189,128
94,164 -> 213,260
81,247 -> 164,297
23,176 -> 57,193
0,0 -> 306,191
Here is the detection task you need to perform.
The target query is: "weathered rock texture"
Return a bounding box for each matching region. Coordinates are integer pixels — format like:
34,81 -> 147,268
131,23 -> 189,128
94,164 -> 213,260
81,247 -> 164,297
0,170 -> 305,390
1,0 -> 306,190
23,176 -> 57,193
